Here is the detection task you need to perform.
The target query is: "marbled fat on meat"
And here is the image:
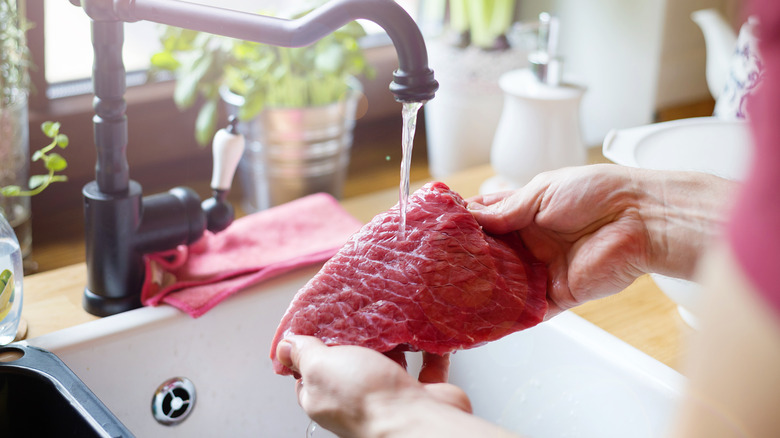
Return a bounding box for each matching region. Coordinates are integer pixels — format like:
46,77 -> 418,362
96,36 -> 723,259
271,182 -> 547,375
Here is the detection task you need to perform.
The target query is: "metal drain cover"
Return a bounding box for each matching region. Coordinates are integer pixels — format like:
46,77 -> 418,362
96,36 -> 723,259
152,377 -> 196,426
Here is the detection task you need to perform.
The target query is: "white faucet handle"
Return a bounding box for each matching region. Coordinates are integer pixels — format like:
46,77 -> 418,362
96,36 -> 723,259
210,118 -> 245,191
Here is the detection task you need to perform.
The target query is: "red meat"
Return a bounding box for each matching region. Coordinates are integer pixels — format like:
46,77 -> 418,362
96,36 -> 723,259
270,182 -> 548,375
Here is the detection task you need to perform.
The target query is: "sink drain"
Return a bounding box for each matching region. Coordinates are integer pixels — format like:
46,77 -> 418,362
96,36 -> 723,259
152,377 -> 196,426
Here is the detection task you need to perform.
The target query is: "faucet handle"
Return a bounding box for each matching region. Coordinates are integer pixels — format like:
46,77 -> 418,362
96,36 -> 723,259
210,116 -> 245,191
203,117 -> 245,233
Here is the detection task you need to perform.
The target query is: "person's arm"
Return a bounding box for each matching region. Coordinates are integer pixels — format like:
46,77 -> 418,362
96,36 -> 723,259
671,242 -> 780,437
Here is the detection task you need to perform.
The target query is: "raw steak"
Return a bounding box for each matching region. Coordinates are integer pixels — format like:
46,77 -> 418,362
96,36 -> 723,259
270,182 -> 548,375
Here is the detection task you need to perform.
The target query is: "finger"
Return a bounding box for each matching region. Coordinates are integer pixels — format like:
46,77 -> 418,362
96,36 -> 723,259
424,383 -> 473,414
469,190 -> 542,234
295,377 -> 304,399
543,299 -> 565,321
276,335 -> 328,375
418,352 -> 450,384
384,347 -> 408,370
465,190 -> 514,207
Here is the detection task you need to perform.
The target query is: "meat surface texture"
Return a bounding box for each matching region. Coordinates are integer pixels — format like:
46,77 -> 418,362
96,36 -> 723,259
270,182 -> 548,375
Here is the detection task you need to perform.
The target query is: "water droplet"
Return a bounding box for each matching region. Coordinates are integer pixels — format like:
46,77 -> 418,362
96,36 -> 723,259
306,420 -> 318,437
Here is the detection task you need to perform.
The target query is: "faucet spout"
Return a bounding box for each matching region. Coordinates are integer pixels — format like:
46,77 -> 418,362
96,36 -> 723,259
115,0 -> 438,102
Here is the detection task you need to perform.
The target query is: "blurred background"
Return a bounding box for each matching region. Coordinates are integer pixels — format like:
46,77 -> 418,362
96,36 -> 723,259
21,0 -> 743,272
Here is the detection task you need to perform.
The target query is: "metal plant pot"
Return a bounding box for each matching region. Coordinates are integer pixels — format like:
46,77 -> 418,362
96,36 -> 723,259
222,86 -> 360,212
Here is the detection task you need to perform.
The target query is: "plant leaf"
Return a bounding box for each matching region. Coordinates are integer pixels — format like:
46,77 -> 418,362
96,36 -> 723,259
195,98 -> 218,146
239,88 -> 265,120
28,175 -> 49,190
1,186 -> 21,196
41,121 -> 60,138
224,66 -> 249,96
150,51 -> 181,71
173,51 -> 214,109
160,27 -> 199,51
56,134 -> 69,148
315,44 -> 344,73
43,153 -> 68,172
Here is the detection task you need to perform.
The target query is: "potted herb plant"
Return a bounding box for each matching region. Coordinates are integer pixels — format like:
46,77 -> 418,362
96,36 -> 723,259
424,0 -> 527,178
150,4 -> 373,211
0,121 -> 69,344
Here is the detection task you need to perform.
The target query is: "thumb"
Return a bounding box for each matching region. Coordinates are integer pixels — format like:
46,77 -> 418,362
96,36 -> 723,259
276,335 -> 327,375
424,383 -> 473,414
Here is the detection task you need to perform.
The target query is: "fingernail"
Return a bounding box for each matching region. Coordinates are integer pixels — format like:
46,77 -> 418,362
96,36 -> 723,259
277,340 -> 293,367
467,202 -> 485,211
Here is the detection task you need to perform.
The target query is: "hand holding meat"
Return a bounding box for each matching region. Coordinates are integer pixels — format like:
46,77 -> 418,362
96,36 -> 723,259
275,335 -> 518,438
468,164 -> 735,317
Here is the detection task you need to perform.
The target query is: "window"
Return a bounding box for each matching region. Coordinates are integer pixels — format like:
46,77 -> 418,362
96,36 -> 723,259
43,0 -> 161,97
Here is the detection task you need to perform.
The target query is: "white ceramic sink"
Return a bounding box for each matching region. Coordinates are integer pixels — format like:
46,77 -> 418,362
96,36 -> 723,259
446,312 -> 683,438
25,266 -> 683,437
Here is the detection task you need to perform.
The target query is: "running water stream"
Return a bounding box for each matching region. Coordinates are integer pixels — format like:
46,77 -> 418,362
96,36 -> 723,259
398,102 -> 423,239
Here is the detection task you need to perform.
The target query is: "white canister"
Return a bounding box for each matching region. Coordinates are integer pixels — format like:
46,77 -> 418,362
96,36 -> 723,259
482,69 -> 586,193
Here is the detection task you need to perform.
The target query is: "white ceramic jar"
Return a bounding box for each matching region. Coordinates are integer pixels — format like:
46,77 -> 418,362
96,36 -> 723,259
482,69 -> 586,193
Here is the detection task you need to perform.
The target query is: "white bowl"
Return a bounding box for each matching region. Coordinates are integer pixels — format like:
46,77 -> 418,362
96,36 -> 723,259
603,116 -> 752,327
603,117 -> 751,179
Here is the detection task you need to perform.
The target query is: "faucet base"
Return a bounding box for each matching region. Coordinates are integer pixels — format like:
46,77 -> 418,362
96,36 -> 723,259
83,288 -> 142,317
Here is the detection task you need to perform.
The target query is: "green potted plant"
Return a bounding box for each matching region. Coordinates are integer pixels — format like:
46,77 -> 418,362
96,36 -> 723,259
150,5 -> 373,211
446,0 -> 517,50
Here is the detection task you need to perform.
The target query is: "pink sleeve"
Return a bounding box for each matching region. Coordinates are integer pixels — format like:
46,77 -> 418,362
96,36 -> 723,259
727,0 -> 780,314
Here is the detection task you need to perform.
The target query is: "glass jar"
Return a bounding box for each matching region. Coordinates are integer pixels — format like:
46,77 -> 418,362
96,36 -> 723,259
0,212 -> 23,345
0,94 -> 32,259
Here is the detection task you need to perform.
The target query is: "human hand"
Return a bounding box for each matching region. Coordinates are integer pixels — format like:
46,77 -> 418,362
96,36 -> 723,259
468,165 -> 733,317
276,336 -> 472,438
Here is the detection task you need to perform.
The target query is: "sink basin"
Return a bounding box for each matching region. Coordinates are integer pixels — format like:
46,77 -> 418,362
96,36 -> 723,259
445,312 -> 683,437
26,266 -> 683,437
0,343 -> 133,437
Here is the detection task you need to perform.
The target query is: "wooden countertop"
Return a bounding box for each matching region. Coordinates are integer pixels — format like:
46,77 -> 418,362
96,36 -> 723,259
20,164 -> 691,373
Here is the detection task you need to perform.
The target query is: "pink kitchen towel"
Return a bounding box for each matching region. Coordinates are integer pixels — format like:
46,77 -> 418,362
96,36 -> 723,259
140,193 -> 362,318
